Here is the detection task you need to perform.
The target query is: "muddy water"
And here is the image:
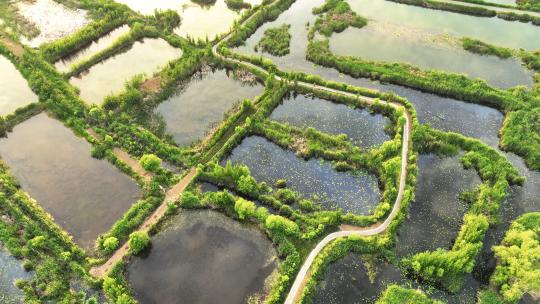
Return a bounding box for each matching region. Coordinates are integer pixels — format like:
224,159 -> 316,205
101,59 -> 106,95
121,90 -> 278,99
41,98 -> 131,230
155,69 -> 263,146
70,38 -> 181,104
128,210 -> 276,304
0,114 -> 141,250
54,25 -> 130,73
224,136 -> 380,214
0,55 -> 38,115
269,94 -> 391,148
0,248 -> 33,304
329,26 -> 534,88
395,154 -> 481,257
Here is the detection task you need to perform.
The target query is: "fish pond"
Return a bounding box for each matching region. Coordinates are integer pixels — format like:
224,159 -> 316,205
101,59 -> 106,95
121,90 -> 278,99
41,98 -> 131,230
70,38 -> 181,104
154,69 -> 263,146
54,25 -> 131,73
224,136 -> 381,214
127,210 -> 276,304
0,55 -> 38,116
0,113 -> 141,250
269,93 -> 391,148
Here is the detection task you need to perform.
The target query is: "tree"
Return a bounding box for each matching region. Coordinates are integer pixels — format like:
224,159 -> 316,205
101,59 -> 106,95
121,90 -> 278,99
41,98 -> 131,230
265,215 -> 299,236
128,231 -> 151,255
140,154 -> 162,173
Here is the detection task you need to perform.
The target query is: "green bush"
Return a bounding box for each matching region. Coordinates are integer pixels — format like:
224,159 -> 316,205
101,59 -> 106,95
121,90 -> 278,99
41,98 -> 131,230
128,231 -> 151,255
376,285 -> 442,304
255,24 -> 291,56
103,236 -> 119,253
462,37 -> 513,59
234,198 -> 257,220
139,154 -> 162,173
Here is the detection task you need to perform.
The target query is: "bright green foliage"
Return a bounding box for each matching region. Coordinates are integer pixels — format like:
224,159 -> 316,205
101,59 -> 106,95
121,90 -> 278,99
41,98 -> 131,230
264,214 -> 299,236
255,24 -> 291,56
139,154 -> 162,173
517,0 -> 540,11
376,285 -> 442,304
234,198 -> 257,220
237,174 -> 259,195
491,213 -> 540,303
128,231 -> 151,255
462,38 -> 513,59
312,0 -> 367,37
103,236 -> 119,253
103,276 -> 135,304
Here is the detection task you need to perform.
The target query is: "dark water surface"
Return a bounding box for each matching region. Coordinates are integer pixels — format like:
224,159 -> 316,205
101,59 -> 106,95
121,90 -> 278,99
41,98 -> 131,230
270,94 -> 391,148
224,136 -> 380,214
128,210 -> 276,304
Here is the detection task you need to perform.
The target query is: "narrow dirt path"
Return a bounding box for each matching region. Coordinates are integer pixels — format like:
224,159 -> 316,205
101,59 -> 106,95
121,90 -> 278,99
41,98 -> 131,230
211,5 -> 413,303
89,167 -> 197,278
0,35 -> 25,58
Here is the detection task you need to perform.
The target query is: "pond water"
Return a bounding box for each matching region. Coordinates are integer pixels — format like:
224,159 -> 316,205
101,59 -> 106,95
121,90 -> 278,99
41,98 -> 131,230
395,154 -> 481,257
0,247 -> 33,304
348,0 -> 540,50
17,0 -> 89,47
312,253 -> 481,304
116,0 -> 261,40
128,210 -> 276,304
70,38 -> 181,105
224,136 -> 380,214
329,25 -> 534,88
54,25 -> 130,73
0,113 -> 141,250
269,94 -> 391,148
155,69 -> 263,146
0,55 -> 38,116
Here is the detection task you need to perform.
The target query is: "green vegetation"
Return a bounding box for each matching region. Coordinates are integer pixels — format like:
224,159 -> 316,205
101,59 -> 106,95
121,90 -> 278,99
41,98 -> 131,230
517,0 -> 540,12
139,154 -> 162,172
311,0 -> 367,37
255,24 -> 291,56
462,37 -> 513,59
128,231 -> 151,255
491,213 -> 540,303
225,0 -> 252,10
0,1 -> 39,39
387,0 -> 497,17
191,0 -> 217,6
376,285 -> 442,304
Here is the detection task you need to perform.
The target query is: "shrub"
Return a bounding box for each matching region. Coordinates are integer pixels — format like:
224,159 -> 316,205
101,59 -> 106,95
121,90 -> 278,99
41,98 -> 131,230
103,237 -> 119,253
181,191 -> 201,208
234,198 -> 257,220
128,231 -> 151,255
139,154 -> 162,173
255,24 -> 291,56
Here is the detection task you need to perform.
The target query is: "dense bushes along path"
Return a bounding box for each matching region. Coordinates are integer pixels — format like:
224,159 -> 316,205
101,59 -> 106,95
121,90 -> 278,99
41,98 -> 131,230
212,9 -> 412,304
89,168 -> 197,278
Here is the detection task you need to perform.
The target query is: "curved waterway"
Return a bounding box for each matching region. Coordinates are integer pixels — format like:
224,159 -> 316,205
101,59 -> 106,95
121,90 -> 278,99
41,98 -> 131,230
155,69 -> 263,146
70,38 -> 181,104
0,247 -> 33,304
127,210 -> 276,304
224,136 -> 381,214
0,114 -> 141,250
0,55 -> 38,115
269,94 -> 391,148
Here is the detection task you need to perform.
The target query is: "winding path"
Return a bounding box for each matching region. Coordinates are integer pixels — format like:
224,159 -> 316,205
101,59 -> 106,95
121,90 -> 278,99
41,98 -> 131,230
211,9 -> 412,303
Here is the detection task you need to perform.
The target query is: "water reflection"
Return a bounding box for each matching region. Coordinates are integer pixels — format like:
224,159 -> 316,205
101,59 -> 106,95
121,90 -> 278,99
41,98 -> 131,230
0,114 -> 141,250
0,248 -> 33,304
0,55 -> 38,115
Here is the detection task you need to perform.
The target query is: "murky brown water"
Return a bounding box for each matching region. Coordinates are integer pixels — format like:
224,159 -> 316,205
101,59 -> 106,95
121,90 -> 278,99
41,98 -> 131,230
54,25 -> 130,73
128,210 -> 276,304
0,55 -> 38,116
70,38 -> 182,104
0,113 -> 141,250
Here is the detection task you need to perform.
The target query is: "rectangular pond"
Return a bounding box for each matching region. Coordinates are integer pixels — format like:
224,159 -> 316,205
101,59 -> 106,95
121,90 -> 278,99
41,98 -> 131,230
54,25 -> 130,73
224,136 -> 381,215
127,210 -> 276,304
70,38 -> 182,105
0,55 -> 38,115
270,94 -> 391,148
154,69 -> 263,146
0,113 -> 141,250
